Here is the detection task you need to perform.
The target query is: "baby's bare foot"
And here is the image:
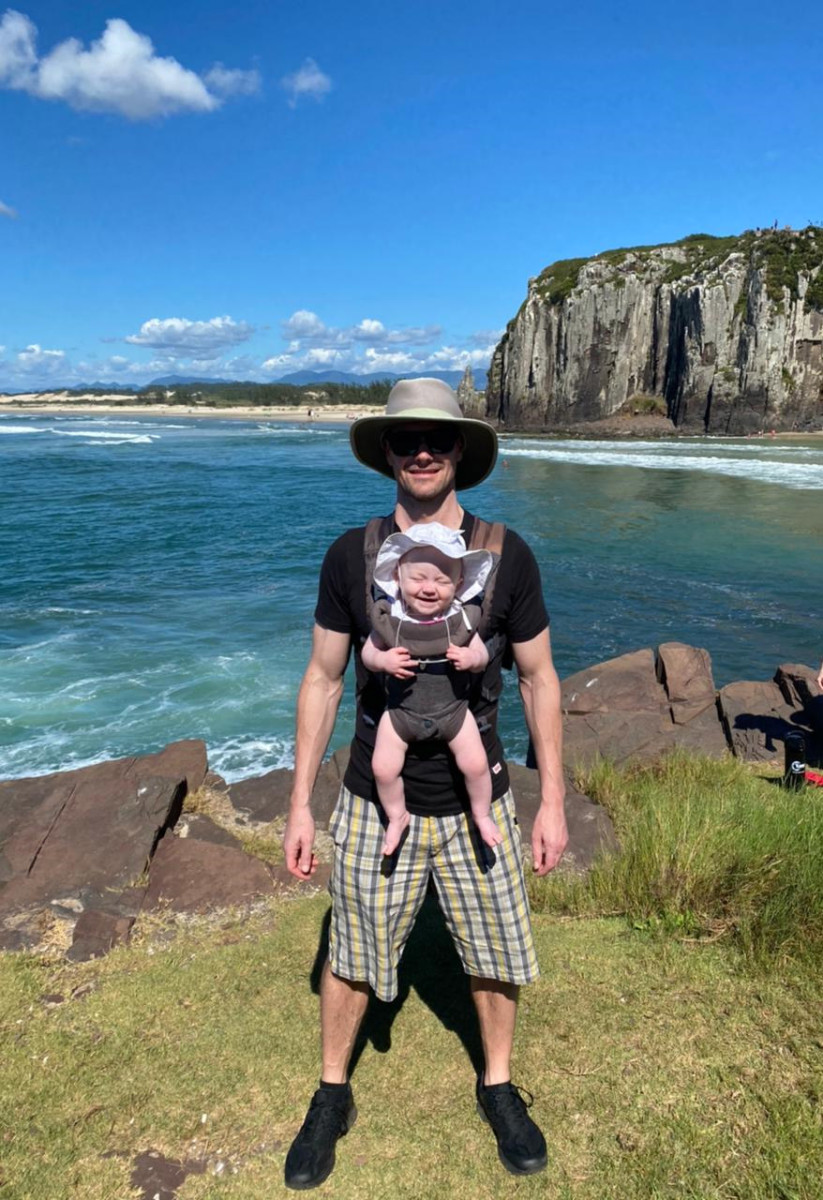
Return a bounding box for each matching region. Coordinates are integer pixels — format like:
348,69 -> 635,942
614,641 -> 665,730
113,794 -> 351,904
383,811 -> 410,855
475,815 -> 503,849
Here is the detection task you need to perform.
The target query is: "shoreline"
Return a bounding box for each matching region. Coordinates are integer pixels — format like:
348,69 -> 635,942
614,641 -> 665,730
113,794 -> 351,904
0,395 -> 371,424
1,395 -> 822,439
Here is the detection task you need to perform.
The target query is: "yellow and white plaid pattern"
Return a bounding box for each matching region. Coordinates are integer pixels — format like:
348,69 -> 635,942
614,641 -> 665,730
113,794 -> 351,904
328,786 -> 539,1002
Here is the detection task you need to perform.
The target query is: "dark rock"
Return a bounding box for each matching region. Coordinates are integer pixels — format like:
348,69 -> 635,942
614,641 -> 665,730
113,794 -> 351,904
507,763 -> 617,871
143,835 -> 277,912
178,813 -> 241,848
659,702 -> 730,758
774,663 -> 823,732
0,927 -> 33,951
269,861 -> 331,890
68,909 -> 135,962
0,740 -> 206,946
560,649 -> 673,767
717,680 -> 796,761
562,649 -> 668,715
657,642 -> 717,724
227,749 -> 346,828
562,709 -> 673,769
227,767 -> 290,822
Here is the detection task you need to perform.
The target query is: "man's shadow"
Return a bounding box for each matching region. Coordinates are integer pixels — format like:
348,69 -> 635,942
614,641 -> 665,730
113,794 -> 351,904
309,885 -> 484,1077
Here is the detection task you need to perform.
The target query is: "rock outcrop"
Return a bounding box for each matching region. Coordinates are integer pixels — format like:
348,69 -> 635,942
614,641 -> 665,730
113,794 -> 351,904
487,227 -> 823,433
1,653 -> 820,960
456,365 -> 485,417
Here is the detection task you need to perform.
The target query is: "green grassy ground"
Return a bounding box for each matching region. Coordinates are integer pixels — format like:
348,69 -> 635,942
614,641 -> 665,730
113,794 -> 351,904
2,757 -> 822,1199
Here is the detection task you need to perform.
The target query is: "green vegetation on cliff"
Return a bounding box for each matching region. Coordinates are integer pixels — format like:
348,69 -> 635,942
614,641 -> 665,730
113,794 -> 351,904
534,225 -> 823,312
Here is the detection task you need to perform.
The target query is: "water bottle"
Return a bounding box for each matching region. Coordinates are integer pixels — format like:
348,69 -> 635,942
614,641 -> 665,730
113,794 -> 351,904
783,730 -> 807,790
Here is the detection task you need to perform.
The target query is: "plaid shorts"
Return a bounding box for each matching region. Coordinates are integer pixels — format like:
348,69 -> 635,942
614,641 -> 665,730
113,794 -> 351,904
328,785 -> 539,1002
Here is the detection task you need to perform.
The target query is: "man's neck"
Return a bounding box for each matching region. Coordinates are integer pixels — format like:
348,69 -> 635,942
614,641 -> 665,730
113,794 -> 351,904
394,489 -> 464,530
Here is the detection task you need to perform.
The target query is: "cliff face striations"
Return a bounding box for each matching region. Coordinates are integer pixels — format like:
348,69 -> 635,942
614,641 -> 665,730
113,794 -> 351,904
487,228 -> 823,432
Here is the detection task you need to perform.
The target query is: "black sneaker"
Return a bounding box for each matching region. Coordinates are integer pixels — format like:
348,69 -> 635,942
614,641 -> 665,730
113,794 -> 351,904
284,1084 -> 357,1190
476,1077 -> 548,1175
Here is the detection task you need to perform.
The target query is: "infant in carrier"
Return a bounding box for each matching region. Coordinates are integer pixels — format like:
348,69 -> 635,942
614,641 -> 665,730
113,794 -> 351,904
360,522 -> 502,855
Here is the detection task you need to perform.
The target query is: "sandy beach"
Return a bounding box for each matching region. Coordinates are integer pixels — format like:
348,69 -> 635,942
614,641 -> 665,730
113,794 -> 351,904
2,392 -> 821,439
0,392 -> 378,423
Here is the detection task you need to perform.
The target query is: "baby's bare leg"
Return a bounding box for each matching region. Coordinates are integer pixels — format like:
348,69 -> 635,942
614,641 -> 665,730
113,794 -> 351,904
449,712 -> 501,848
371,710 -> 411,855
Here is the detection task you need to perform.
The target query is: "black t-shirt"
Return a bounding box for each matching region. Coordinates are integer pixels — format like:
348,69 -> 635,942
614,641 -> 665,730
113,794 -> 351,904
314,510 -> 549,816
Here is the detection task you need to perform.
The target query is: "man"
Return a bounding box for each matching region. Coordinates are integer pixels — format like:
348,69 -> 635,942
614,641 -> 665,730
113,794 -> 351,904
283,377 -> 567,1189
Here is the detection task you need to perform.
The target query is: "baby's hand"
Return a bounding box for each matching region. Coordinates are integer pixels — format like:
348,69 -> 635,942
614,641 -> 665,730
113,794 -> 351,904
381,646 -> 418,679
446,644 -> 484,672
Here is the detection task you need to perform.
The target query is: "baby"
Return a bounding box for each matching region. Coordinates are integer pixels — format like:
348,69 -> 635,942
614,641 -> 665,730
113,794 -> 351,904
361,522 -> 502,855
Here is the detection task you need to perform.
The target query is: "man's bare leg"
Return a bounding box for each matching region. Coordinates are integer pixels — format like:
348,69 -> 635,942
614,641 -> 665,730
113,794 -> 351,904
470,976 -> 518,1084
320,962 -> 370,1082
471,976 -> 547,1175
284,965 -> 369,1188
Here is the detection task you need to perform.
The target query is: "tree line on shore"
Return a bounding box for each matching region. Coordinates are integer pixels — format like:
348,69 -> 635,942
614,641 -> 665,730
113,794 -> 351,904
65,380 -> 394,408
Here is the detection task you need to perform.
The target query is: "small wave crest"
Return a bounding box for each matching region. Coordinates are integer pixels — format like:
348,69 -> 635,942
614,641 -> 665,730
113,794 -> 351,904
502,444 -> 823,489
208,734 -> 295,782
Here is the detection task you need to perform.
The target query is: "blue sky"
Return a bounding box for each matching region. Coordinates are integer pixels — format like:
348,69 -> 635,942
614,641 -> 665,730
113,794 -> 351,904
2,0 -> 822,390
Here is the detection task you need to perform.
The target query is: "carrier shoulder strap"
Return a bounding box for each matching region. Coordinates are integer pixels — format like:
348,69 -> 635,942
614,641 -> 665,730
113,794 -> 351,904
363,515 -> 395,623
467,518 -> 506,642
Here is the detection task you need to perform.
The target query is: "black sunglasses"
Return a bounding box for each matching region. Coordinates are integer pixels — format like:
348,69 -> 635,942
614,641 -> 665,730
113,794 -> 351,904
383,426 -> 461,457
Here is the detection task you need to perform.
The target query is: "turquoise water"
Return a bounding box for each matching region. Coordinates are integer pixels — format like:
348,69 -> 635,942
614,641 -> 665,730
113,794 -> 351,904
1,413 -> 821,781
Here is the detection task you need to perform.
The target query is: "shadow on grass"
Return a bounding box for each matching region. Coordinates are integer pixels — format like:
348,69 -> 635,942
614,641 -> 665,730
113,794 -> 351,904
309,889 -> 483,1078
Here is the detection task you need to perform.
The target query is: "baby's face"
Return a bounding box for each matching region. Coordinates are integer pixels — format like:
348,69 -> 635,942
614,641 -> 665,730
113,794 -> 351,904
397,548 -> 461,619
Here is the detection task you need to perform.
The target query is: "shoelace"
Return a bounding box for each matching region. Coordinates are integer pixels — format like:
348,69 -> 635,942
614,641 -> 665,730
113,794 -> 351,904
482,1083 -> 536,1128
302,1092 -> 350,1137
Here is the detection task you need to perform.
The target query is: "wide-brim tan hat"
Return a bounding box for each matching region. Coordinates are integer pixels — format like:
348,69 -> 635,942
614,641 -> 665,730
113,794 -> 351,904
349,377 -> 498,491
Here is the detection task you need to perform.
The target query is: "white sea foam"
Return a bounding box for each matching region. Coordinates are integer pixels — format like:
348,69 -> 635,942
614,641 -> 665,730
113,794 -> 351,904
208,734 -> 295,781
80,436 -> 155,445
0,424 -> 48,434
49,427 -> 158,442
501,444 -> 823,489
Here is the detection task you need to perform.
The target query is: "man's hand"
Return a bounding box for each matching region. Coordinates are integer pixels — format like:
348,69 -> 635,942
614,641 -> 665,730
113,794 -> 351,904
284,806 -> 317,879
379,646 -> 418,678
817,661 -> 823,690
531,801 -> 568,876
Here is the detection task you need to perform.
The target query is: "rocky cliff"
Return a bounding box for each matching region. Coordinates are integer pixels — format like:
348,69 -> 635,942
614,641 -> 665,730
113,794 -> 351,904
487,227 -> 823,433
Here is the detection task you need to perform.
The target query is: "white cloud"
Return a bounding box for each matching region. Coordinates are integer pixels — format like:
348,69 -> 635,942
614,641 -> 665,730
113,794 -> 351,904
0,11 -> 258,120
0,198 -> 17,218
124,316 -> 254,358
281,310 -> 328,340
16,343 -> 67,373
280,57 -> 331,108
204,63 -> 260,97
280,310 -> 441,351
0,9 -> 35,88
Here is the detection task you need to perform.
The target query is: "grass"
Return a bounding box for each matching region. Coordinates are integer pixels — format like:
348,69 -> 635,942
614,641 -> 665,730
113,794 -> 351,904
530,752 -> 823,970
2,755 -> 823,1198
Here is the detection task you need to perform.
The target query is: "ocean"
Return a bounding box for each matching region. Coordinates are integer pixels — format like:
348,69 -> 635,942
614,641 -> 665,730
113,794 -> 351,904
2,412 -> 821,782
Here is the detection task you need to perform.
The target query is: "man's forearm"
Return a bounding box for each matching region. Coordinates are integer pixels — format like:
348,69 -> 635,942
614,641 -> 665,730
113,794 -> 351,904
519,667 -> 565,808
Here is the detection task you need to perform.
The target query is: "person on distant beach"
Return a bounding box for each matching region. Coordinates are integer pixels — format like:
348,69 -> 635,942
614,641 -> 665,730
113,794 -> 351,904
360,522 -> 501,854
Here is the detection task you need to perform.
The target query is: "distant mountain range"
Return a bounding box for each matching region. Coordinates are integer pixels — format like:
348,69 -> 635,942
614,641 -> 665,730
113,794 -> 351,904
145,368 -> 488,389
2,367 -> 487,394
